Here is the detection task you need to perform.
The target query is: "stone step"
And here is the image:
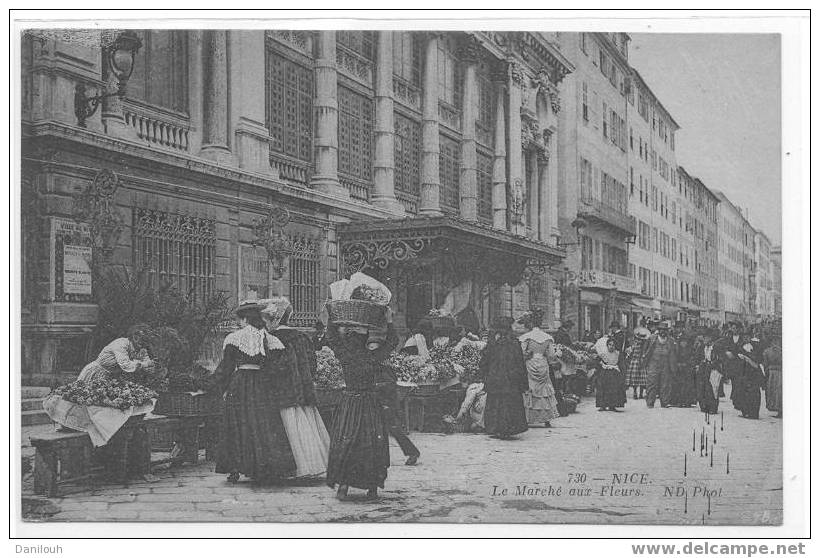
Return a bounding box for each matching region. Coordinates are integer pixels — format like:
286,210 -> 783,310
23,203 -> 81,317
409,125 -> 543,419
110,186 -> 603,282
22,410 -> 53,427
22,398 -> 45,412
22,386 -> 52,399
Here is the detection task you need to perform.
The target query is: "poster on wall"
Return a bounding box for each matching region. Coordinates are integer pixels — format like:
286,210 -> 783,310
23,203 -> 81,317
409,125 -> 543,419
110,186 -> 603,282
52,218 -> 93,302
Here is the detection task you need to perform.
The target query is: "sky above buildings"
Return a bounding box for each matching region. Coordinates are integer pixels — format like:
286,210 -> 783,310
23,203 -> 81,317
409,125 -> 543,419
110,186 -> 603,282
628,33 -> 781,245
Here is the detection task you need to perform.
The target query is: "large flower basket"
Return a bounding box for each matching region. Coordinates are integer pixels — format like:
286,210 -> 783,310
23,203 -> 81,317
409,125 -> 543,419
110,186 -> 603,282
153,391 -> 222,417
326,300 -> 387,329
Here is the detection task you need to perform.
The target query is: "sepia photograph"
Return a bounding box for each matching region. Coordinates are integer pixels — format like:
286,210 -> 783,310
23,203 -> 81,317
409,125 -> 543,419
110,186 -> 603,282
10,9 -> 809,540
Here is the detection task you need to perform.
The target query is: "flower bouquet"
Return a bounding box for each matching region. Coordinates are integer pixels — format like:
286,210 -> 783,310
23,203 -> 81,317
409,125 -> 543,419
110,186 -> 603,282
315,347 -> 345,390
455,344 -> 483,385
44,378 -> 158,446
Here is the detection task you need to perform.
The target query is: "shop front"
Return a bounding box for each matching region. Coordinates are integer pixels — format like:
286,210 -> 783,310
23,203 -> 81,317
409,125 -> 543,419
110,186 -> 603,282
569,269 -> 642,336
338,216 -> 566,335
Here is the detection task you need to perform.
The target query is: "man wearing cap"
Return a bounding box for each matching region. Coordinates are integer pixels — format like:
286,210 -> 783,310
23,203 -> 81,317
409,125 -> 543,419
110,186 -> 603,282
641,323 -> 678,408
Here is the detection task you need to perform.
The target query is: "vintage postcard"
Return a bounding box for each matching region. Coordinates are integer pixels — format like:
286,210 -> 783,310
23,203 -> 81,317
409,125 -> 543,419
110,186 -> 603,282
11,10 -> 808,539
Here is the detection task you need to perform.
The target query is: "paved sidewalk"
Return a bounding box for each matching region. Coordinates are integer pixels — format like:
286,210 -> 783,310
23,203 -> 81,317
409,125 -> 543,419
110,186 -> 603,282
22,395 -> 782,524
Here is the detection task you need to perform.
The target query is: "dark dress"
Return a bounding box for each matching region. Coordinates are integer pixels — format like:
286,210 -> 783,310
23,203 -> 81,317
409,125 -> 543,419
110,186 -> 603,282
271,327 -> 319,408
480,333 -> 529,437
724,336 -> 764,418
205,338 -> 298,481
695,343 -> 721,414
595,353 -> 627,409
322,325 -> 397,490
764,345 -> 782,414
670,343 -> 698,407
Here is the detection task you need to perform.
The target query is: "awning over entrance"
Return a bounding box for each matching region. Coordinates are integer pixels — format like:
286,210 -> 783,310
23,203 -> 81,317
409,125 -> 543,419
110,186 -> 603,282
338,216 -> 566,286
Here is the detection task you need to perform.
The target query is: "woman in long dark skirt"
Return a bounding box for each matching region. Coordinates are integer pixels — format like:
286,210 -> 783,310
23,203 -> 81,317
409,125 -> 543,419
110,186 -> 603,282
480,317 -> 529,439
595,338 -> 627,411
202,301 -> 297,483
695,332 -> 722,414
320,321 -> 398,501
670,336 -> 698,407
764,340 -> 782,418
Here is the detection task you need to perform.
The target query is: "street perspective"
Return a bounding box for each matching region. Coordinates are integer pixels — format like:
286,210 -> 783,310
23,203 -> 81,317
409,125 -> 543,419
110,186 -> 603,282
18,24 -> 785,527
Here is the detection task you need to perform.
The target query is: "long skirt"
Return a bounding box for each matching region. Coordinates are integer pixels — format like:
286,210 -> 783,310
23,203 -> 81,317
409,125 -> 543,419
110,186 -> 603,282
280,405 -> 331,478
733,369 -> 763,419
766,367 -> 782,414
670,365 -> 698,407
326,391 -> 389,490
696,366 -> 721,414
625,355 -> 647,388
217,371 -> 297,480
595,366 -> 627,409
484,390 -> 528,437
523,358 -> 560,424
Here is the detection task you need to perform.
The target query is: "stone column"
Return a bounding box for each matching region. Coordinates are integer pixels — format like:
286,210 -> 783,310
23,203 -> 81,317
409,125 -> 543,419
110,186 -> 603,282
200,30 -> 232,164
100,38 -> 130,138
537,150 -> 550,242
508,61 -> 524,234
419,33 -> 442,216
528,149 -> 540,238
547,129 -> 560,242
372,31 -> 404,213
459,38 -> 479,221
230,31 -> 272,174
310,31 -> 346,198
491,80 -> 507,231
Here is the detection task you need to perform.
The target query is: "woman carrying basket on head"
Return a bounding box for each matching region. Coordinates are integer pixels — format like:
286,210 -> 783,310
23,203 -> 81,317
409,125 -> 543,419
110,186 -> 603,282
317,274 -> 398,501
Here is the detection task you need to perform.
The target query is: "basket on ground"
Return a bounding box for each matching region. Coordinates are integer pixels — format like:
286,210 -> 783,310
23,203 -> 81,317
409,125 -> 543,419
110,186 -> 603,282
326,300 -> 387,328
153,391 -> 221,417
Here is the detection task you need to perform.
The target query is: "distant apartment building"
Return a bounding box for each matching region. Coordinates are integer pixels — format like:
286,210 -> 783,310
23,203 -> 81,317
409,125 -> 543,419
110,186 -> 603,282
754,229 -> 775,319
771,245 -> 782,317
627,70 -> 681,325
715,191 -> 752,322
557,32 -> 639,336
676,167 -> 720,325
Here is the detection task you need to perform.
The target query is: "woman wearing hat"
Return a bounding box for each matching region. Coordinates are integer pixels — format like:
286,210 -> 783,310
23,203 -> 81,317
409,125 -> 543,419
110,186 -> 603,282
200,300 -> 297,483
695,330 -> 723,414
625,327 -> 651,400
518,309 -> 561,427
480,316 -> 529,439
260,297 -> 330,479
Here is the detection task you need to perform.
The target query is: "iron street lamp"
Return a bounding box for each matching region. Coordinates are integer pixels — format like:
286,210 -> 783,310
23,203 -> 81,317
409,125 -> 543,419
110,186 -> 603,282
74,31 -> 142,128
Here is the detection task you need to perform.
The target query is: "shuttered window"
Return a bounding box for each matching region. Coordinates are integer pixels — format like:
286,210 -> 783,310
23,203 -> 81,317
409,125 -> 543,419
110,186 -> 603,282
438,134 -> 461,214
477,150 -> 493,224
265,51 -> 314,162
338,86 -> 374,181
394,112 -> 421,201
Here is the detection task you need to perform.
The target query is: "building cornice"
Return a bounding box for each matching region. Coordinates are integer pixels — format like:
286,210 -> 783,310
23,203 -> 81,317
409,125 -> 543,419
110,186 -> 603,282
22,121 -> 404,222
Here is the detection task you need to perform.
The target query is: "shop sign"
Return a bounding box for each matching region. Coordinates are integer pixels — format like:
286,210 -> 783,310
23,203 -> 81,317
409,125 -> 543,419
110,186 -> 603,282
576,270 -> 638,293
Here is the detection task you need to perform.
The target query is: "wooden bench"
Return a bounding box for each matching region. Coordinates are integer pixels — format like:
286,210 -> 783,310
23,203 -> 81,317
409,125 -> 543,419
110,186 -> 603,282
30,415 -> 217,497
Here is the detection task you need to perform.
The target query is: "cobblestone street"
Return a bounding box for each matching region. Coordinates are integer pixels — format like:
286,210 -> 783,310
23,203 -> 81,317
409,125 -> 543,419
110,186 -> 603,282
22,393 -> 782,525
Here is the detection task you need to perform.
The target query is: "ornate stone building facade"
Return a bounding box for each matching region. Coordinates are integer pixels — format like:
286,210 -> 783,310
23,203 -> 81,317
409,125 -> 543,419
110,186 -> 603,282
20,29 -> 571,384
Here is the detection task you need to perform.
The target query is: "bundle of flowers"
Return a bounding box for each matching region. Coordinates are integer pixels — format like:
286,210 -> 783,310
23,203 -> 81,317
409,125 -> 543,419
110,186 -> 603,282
429,345 -> 459,381
559,342 -> 598,366
164,363 -> 212,392
53,377 -> 158,410
315,347 -> 345,389
427,308 -> 447,318
385,352 -> 435,384
456,344 -> 483,385
350,284 -> 390,305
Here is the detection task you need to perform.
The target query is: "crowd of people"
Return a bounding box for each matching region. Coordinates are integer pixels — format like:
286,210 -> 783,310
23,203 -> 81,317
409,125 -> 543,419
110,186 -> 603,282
57,288 -> 782,503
